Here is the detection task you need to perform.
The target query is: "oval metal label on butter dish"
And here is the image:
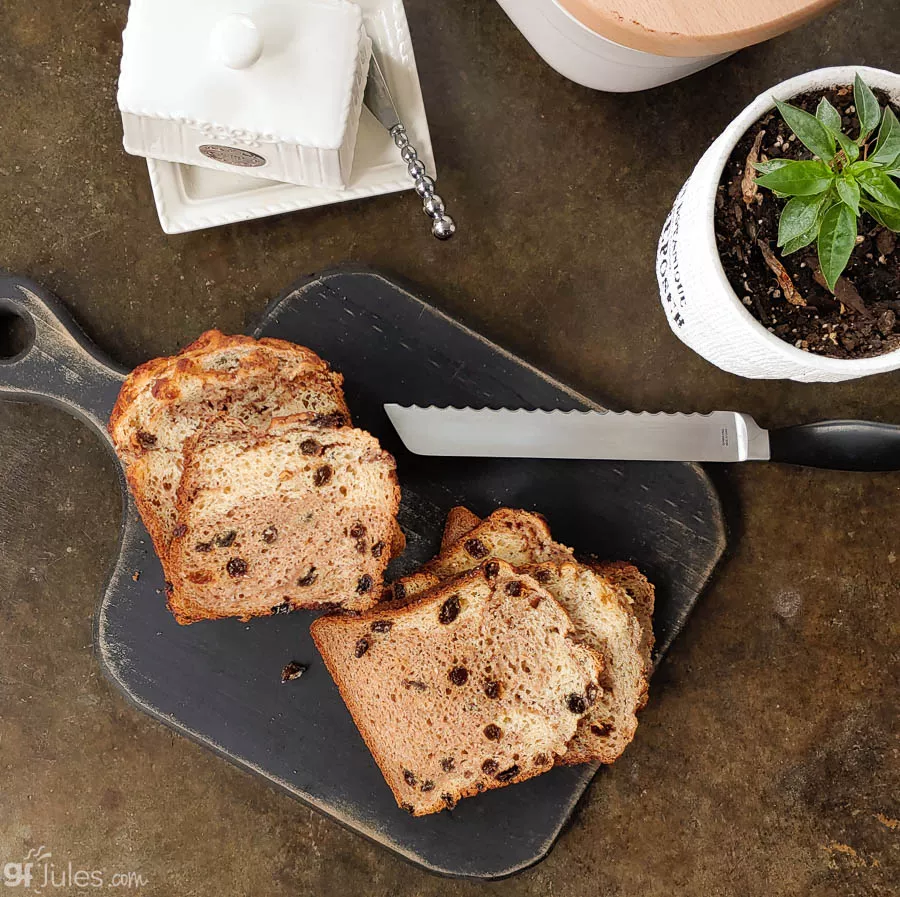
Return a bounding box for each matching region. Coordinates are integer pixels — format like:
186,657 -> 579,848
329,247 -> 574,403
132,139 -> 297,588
198,144 -> 267,167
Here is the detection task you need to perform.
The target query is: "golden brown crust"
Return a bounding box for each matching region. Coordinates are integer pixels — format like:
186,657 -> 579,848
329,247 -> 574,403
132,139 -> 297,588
440,506 -> 482,551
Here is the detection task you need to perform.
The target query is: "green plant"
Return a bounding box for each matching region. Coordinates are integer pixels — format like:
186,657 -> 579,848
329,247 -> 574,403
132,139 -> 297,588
754,74 -> 900,291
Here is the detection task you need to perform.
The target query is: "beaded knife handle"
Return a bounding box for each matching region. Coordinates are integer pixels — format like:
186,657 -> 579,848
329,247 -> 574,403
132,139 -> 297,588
363,53 -> 455,240
390,124 -> 456,240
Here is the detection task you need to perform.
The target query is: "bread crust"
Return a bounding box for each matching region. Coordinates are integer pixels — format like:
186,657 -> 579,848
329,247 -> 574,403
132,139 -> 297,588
440,506 -> 482,551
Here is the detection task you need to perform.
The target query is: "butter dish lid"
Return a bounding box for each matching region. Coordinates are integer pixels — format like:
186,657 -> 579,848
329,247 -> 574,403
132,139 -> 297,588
118,0 -> 368,149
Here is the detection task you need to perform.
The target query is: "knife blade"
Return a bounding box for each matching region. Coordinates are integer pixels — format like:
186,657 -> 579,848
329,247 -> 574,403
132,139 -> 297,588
363,53 -> 401,133
383,406 -> 900,471
363,54 -> 456,239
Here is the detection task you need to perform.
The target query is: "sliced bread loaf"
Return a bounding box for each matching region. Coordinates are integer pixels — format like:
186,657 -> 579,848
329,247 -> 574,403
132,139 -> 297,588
165,415 -> 400,624
390,507 -> 653,763
311,560 -> 604,815
109,332 -> 350,559
109,330 -> 332,459
520,562 -> 646,764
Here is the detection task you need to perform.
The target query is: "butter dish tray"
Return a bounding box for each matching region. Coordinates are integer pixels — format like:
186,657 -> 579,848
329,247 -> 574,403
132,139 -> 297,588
146,0 -> 435,234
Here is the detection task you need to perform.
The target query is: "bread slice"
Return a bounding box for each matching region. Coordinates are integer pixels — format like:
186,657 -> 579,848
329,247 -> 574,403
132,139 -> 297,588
436,508 -> 656,681
589,561 -> 655,685
520,562 -> 646,764
311,560 -> 604,815
389,507 -> 653,763
440,506 -> 482,551
165,415 -> 400,624
108,332 -> 350,559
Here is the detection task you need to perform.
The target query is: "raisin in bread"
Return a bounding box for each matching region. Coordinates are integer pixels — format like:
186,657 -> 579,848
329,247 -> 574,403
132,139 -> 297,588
521,562 -> 646,764
108,332 -> 350,559
166,415 -> 400,624
311,560 -> 604,815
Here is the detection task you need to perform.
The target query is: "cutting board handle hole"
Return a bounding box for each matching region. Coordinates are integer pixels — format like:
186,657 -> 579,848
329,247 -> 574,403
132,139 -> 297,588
0,305 -> 34,361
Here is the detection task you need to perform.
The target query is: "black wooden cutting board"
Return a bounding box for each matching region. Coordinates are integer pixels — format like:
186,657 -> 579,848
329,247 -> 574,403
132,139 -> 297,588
0,268 -> 725,879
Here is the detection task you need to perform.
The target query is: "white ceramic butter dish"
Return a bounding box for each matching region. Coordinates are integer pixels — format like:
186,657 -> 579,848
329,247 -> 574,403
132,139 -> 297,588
119,0 -> 371,188
145,0 -> 435,234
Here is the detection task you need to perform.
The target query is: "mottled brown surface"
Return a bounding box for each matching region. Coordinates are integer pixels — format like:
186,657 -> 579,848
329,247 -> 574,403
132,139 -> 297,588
0,1 -> 897,895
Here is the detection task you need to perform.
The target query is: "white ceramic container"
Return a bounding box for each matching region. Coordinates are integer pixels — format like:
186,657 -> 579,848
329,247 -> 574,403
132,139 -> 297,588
494,0 -> 726,92
656,66 -> 900,382
118,0 -> 371,189
494,0 -> 837,93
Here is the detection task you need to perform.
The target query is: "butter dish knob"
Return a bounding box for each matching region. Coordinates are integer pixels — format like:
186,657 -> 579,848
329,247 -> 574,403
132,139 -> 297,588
390,125 -> 456,240
212,15 -> 264,70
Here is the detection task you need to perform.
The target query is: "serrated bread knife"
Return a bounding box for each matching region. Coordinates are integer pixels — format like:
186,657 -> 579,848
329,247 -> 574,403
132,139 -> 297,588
383,406 -> 900,471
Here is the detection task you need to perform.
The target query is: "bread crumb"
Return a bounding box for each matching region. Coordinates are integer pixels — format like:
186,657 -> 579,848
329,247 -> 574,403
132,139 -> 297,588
281,661 -> 308,683
132,571 -> 140,582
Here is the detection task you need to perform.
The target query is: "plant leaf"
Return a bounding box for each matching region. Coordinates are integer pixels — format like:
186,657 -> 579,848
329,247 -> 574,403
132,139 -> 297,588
817,202 -> 857,291
871,106 -> 900,163
755,160 -> 834,196
836,175 -> 861,214
781,227 -> 819,255
775,99 -> 836,161
854,74 -> 882,139
816,97 -> 843,132
777,194 -> 826,246
860,198 -> 900,231
753,158 -> 793,174
858,168 -> 900,209
834,129 -> 861,162
847,160 -> 880,175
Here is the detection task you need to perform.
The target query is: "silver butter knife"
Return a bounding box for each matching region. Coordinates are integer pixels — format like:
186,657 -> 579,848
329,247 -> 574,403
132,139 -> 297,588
364,54 -> 455,240
384,406 -> 900,471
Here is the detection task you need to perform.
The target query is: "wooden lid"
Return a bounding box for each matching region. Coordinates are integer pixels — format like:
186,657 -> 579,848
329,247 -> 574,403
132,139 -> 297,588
556,0 -> 841,57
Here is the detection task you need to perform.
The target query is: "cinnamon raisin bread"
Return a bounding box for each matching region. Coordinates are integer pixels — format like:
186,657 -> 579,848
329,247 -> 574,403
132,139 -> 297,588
311,560 -> 604,815
166,415 -> 400,624
108,332 -> 350,559
521,562 -> 646,764
438,508 -> 656,677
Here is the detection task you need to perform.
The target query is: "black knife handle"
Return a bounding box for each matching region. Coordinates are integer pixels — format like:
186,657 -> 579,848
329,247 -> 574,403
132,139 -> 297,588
768,420 -> 900,471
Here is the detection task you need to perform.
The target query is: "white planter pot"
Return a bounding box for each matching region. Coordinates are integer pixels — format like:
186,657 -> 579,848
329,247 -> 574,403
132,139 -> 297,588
657,66 -> 900,382
494,0 -> 728,92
